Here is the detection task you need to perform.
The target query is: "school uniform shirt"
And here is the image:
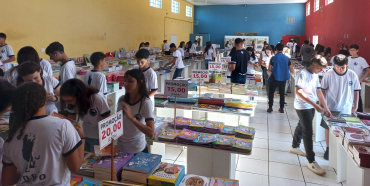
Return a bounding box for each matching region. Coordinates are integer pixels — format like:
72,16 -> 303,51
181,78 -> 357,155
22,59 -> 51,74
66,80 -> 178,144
262,55 -> 273,67
286,42 -> 293,50
247,56 -> 258,75
230,49 -> 250,76
173,50 -> 184,69
261,51 -> 267,58
59,60 -> 76,85
321,69 -> 361,114
4,68 -> 49,87
191,44 -> 197,53
178,47 -> 185,58
0,44 -> 15,71
84,70 -> 108,98
117,97 -> 154,153
40,59 -> 53,77
164,43 -> 171,52
66,93 -> 111,139
293,43 -> 297,53
2,115 -> 82,186
42,76 -> 60,115
329,56 -> 334,66
294,69 -> 321,110
132,65 -> 158,108
348,56 -> 369,79
204,49 -> 214,60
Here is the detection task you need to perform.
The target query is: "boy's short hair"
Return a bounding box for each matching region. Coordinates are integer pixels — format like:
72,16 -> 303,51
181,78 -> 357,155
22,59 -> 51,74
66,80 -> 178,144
90,52 -> 106,67
235,38 -> 243,45
304,40 -> 309,44
350,44 -> 359,50
311,55 -> 327,67
333,54 -> 348,66
45,42 -> 64,54
0,79 -> 15,112
194,40 -> 198,43
135,49 -> 150,60
145,42 -> 150,45
170,43 -> 176,48
276,43 -> 284,51
243,39 -> 246,41
339,49 -> 350,56
0,33 -> 6,39
265,46 -> 272,51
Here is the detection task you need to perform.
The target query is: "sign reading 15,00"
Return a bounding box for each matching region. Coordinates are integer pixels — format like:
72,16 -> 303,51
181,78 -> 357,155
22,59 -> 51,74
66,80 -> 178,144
164,80 -> 189,98
192,70 -> 209,82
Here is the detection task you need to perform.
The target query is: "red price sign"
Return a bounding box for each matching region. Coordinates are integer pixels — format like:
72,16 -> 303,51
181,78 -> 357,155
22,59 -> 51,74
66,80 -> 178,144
98,111 -> 124,150
192,70 -> 209,82
130,50 -> 137,55
208,62 -> 222,71
220,57 -> 231,63
149,55 -> 156,62
164,80 -> 188,98
318,66 -> 334,76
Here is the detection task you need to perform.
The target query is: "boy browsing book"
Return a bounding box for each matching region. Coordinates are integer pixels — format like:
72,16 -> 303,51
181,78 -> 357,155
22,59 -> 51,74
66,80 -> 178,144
164,43 -> 184,80
46,42 -> 76,84
290,55 -> 331,176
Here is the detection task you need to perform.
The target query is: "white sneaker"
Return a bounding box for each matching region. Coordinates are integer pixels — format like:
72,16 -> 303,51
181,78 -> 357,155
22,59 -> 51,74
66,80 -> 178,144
290,146 -> 307,156
308,161 -> 326,175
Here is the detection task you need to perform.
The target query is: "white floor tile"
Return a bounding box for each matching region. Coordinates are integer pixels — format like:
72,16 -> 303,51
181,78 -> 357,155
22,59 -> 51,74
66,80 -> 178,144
237,158 -> 268,175
301,145 -> 325,157
255,129 -> 268,139
269,140 -> 292,152
268,119 -> 291,126
269,162 -> 304,182
269,149 -> 300,165
250,117 -> 268,124
306,183 -> 328,186
165,146 -> 182,161
240,147 -> 268,161
176,148 -> 187,163
289,119 -> 300,125
268,125 -> 292,134
268,113 -> 289,120
268,131 -> 293,142
298,155 -> 335,171
269,176 -> 306,186
253,138 -> 269,149
235,171 -> 268,186
253,112 -> 268,118
248,122 -> 268,131
302,167 -> 341,186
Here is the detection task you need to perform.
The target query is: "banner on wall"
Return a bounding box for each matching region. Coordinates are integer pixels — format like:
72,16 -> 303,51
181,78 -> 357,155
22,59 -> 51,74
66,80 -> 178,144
224,35 -> 269,51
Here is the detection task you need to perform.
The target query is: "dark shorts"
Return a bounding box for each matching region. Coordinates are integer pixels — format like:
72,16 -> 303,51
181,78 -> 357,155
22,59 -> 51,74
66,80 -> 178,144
320,111 -> 341,130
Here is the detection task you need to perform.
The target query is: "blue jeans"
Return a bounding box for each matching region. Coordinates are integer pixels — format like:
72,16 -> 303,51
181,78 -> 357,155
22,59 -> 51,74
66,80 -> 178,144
172,68 -> 183,80
230,73 -> 247,84
205,59 -> 212,70
85,137 -> 100,152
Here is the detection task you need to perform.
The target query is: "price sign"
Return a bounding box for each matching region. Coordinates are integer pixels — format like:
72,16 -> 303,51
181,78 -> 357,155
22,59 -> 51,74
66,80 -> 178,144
153,47 -> 161,53
192,70 -> 209,82
149,55 -> 156,62
164,80 -> 188,98
212,44 -> 220,48
130,50 -> 137,55
190,49 -> 196,53
318,66 -> 334,76
208,62 -> 222,71
98,111 -> 124,150
220,57 -> 231,63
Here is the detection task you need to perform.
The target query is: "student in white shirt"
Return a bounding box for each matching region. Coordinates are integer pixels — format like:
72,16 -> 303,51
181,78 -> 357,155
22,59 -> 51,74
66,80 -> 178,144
144,42 -> 150,48
178,41 -> 186,59
139,42 -> 145,50
262,46 -> 274,96
320,54 -> 361,160
133,49 -> 158,110
191,40 -> 198,57
163,40 -> 171,56
292,40 -> 297,57
17,61 -> 60,115
286,40 -> 293,53
203,43 -> 214,70
46,42 -> 76,85
246,47 -> 258,75
164,43 -> 184,80
348,44 -> 370,112
290,55 -> 331,176
2,82 -> 85,186
39,58 -> 53,77
0,33 -> 15,72
61,79 -> 111,152
242,39 -> 246,49
184,41 -> 192,59
117,69 -> 155,153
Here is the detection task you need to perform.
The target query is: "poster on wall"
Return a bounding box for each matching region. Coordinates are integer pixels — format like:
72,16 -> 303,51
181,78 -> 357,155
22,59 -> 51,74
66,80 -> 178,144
195,35 -> 203,47
224,35 -> 269,51
234,32 -> 258,36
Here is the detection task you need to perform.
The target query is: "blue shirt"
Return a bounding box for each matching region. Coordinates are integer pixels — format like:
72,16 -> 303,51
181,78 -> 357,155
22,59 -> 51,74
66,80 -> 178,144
270,53 -> 291,81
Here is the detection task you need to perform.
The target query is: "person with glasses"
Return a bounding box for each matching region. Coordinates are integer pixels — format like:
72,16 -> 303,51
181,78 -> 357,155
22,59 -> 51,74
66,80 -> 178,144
320,54 -> 361,160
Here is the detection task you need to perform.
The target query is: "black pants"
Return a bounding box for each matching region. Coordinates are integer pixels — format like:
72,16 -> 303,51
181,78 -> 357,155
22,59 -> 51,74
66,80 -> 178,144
268,75 -> 286,109
358,90 -> 363,112
0,68 -> 3,76
292,108 -> 316,163
262,66 -> 267,86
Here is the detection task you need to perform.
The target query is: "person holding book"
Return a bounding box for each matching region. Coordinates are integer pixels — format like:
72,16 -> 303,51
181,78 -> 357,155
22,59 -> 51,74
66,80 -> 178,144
117,69 -> 155,153
2,82 -> 85,186
320,54 -> 361,160
290,55 -> 331,175
60,79 -> 111,152
46,42 -> 76,85
164,43 -> 184,80
17,61 -> 60,115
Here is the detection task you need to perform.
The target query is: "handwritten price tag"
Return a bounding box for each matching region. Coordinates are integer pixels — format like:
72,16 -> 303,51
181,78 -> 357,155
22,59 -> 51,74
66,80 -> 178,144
220,57 -> 231,63
130,50 -> 137,55
318,66 -> 334,76
164,80 -> 188,98
192,70 -> 209,82
190,49 -> 196,53
149,55 -> 156,63
98,111 -> 124,150
153,47 -> 161,53
208,62 -> 222,71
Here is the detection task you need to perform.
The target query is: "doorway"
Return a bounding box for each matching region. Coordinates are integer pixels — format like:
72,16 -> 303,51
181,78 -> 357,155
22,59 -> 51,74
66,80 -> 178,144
313,35 -> 318,47
170,35 -> 177,46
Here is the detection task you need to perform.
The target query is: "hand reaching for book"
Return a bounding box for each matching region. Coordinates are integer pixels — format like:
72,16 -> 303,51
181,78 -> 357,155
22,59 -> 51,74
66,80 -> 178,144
314,104 -> 324,113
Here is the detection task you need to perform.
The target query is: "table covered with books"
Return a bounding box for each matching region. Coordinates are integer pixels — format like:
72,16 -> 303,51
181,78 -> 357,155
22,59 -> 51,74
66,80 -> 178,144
323,112 -> 370,186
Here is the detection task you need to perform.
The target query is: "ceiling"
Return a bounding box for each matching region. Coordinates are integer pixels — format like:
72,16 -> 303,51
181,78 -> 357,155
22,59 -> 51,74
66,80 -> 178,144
185,0 -> 308,5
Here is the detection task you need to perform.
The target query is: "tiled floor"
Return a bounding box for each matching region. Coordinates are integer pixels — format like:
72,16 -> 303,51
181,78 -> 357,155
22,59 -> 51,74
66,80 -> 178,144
162,90 -> 345,186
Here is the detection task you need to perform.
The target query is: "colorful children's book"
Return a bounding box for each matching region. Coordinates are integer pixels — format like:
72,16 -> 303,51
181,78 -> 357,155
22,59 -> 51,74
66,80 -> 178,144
148,162 -> 186,186
169,116 -> 193,129
158,129 -> 181,142
221,126 -> 236,135
122,152 -> 162,174
70,175 -> 83,186
94,145 -> 119,157
213,135 -> 234,150
77,179 -> 101,186
81,152 -> 100,169
176,129 -> 200,145
93,152 -> 134,171
194,133 -> 219,146
179,174 -> 210,186
232,138 -> 253,153
235,125 -> 255,139
209,177 -> 239,186
51,112 -> 82,127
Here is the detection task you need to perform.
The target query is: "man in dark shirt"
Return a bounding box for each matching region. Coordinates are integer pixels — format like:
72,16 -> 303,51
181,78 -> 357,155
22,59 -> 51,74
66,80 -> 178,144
229,38 -> 250,84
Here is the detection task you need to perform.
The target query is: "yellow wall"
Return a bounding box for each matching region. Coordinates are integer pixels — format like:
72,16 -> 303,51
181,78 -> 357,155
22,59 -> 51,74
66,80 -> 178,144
0,0 -> 194,59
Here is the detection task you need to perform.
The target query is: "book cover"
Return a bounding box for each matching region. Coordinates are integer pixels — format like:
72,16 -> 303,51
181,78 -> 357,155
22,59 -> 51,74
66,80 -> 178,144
232,138 -> 253,150
51,112 -> 81,127
214,135 -> 234,145
362,120 -> 370,126
93,152 -> 134,170
81,152 -> 100,169
94,145 -> 119,157
197,104 -> 222,110
148,162 -> 185,184
123,152 -> 162,174
77,179 -> 101,186
235,126 -> 255,136
221,126 -> 236,135
189,119 -> 205,128
179,174 -> 210,186
204,121 -> 224,130
194,133 -> 219,144
354,145 -> 370,156
343,117 -> 362,123
70,175 -> 83,186
158,129 -> 180,140
209,177 -> 239,186
177,129 -> 200,140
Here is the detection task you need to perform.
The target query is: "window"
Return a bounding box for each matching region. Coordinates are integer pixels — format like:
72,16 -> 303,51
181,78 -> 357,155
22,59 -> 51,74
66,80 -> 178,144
150,0 -> 162,9
306,2 -> 310,16
315,0 -> 320,11
186,5 -> 192,17
326,0 -> 334,5
286,17 -> 295,24
171,0 -> 180,14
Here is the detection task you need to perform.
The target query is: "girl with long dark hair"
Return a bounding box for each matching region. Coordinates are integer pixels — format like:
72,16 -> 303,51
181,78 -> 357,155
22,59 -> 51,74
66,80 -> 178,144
246,47 -> 258,76
203,43 -> 214,70
60,79 -> 111,152
17,61 -> 60,115
139,42 -> 145,50
324,47 -> 331,65
178,41 -> 186,59
117,69 -> 155,153
2,82 -> 85,185
184,41 -> 192,59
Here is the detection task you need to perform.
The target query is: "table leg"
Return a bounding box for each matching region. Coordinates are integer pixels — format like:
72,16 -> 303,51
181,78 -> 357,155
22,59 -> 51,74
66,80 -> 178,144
329,132 -> 338,170
336,143 -> 347,183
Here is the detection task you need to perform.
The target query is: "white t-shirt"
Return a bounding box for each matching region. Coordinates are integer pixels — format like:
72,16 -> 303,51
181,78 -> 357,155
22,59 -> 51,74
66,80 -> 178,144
261,51 -> 267,58
348,56 -> 369,79
42,76 -> 60,115
117,96 -> 154,153
59,61 -> 76,85
2,115 -> 81,186
329,56 -> 334,66
67,93 -> 111,139
247,56 -> 258,75
40,59 -> 53,77
133,65 -> 158,109
4,69 -> 49,87
204,49 -> 214,60
321,69 -> 361,114
0,44 -> 15,71
286,42 -> 293,50
164,43 -> 171,52
191,44 -> 197,52
293,43 -> 297,52
294,69 -> 321,110
84,70 -> 108,98
262,55 -> 273,67
173,50 -> 184,69
178,48 -> 185,59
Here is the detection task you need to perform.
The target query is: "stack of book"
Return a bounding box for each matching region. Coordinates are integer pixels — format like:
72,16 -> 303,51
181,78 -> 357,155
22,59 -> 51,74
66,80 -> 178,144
213,135 -> 234,150
93,152 -> 134,181
353,145 -> 370,168
194,133 -> 219,147
199,85 -> 208,93
330,126 -> 342,137
342,116 -> 362,123
188,119 -> 205,132
232,138 -> 253,154
70,175 -> 83,186
188,81 -> 198,91
169,96 -> 198,104
101,180 -> 144,186
158,129 -> 181,142
196,104 -> 222,111
203,121 -> 224,134
166,102 -> 194,109
168,117 -> 193,129
179,174 -> 210,186
221,126 -> 236,135
77,152 -> 99,177
235,125 -> 256,139
148,162 -> 185,186
356,112 -> 370,120
219,84 -> 232,94
153,117 -> 170,138
176,129 -> 200,145
246,85 -> 259,96
77,179 -> 101,186
344,132 -> 370,150
325,116 -> 346,123
232,84 -> 246,95
208,83 -> 220,93
209,177 -> 239,186
116,75 -> 125,87
198,98 -> 225,106
121,152 -> 162,185
224,99 -> 254,109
